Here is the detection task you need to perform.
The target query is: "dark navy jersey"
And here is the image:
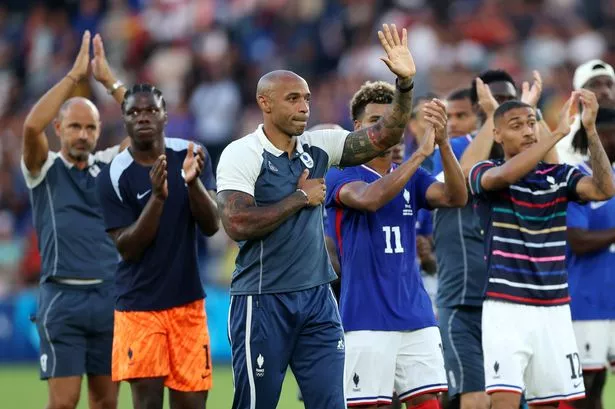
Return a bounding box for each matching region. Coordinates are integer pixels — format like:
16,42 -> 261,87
96,138 -> 216,311
21,148 -> 120,283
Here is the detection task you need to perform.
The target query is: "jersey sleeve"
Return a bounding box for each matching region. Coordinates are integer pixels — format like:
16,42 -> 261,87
216,139 -> 262,196
414,167 -> 437,210
307,129 -> 350,168
20,152 -> 57,189
96,168 -> 136,231
93,145 -> 121,164
431,135 -> 471,180
468,160 -> 498,198
416,209 -> 433,235
566,202 -> 590,230
324,167 -> 361,208
200,146 -> 216,191
562,164 -> 587,203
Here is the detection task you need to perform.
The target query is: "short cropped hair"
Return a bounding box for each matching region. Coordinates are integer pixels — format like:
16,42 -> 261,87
349,81 -> 395,121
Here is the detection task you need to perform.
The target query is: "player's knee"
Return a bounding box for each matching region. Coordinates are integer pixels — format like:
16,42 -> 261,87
47,394 -> 79,409
490,392 -> 521,409
460,392 -> 489,409
89,394 -> 118,409
404,394 -> 440,409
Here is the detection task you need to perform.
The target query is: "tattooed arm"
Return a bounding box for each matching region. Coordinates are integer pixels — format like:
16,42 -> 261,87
339,23 -> 416,167
575,129 -> 615,201
217,169 -> 326,241
575,90 -> 615,201
339,80 -> 413,167
217,191 -> 308,241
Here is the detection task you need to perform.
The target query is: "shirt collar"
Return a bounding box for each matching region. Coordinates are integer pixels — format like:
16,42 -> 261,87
256,124 -> 303,157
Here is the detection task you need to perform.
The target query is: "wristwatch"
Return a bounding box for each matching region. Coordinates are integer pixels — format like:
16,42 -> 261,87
396,78 -> 414,93
107,80 -> 125,95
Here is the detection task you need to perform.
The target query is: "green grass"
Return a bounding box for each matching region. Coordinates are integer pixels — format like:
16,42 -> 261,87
0,364 -> 303,408
2,364 -> 615,408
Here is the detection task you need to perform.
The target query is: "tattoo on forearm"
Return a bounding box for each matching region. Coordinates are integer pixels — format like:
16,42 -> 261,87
217,190 -> 305,240
340,87 -> 414,167
587,132 -> 613,195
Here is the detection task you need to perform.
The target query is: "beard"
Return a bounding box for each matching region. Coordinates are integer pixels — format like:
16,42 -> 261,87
68,144 -> 93,162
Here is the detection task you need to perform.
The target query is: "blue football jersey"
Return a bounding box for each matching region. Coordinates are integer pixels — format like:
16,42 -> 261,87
325,164 -> 437,331
567,163 -> 615,320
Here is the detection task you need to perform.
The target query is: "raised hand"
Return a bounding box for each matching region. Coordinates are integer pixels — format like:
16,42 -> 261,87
521,70 -> 543,108
297,169 -> 326,207
476,77 -> 498,116
578,89 -> 599,132
377,24 -> 416,80
417,125 -> 436,158
422,99 -> 448,145
68,31 -> 91,82
554,92 -> 579,138
150,155 -> 168,200
91,33 -> 115,88
182,142 -> 205,185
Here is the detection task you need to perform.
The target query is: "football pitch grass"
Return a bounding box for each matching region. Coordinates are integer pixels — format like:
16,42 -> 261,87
2,364 -> 615,408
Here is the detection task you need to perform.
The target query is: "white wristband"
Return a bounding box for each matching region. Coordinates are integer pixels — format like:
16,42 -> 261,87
296,188 -> 308,201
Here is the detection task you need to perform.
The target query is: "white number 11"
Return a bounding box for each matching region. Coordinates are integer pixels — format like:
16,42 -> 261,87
383,226 -> 404,254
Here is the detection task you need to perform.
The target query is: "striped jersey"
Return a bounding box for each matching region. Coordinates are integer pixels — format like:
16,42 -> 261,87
469,160 -> 585,306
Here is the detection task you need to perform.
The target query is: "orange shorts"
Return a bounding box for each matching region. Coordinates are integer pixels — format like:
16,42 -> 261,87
112,299 -> 212,392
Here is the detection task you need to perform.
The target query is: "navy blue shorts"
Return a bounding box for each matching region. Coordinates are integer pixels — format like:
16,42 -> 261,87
36,282 -> 114,379
438,306 -> 484,398
228,284 -> 345,409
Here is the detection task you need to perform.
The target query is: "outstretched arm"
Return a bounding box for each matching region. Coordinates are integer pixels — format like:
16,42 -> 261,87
22,31 -> 92,174
340,24 -> 416,167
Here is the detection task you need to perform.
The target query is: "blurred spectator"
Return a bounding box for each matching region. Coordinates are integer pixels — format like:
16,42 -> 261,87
1,0 -> 615,297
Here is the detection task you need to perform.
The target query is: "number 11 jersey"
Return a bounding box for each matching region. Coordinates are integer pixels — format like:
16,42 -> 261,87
325,164 -> 437,332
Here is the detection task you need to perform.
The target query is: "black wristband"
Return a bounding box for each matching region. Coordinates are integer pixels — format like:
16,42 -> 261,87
396,78 -> 414,93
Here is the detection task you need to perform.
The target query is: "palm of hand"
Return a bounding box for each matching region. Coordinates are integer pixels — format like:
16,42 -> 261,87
182,159 -> 197,183
387,46 -> 416,79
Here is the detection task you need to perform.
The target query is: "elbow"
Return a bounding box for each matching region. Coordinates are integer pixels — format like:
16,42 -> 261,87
223,217 -> 249,241
201,219 -> 220,237
568,241 -> 589,256
450,191 -> 468,207
118,248 -> 140,263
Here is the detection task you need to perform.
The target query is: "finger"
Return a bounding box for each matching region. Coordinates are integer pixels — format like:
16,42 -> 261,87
186,142 -> 194,159
402,28 -> 408,47
299,169 -> 309,183
80,31 -> 91,55
382,24 -> 395,48
196,146 -> 205,160
391,24 -> 401,45
423,106 -> 446,121
522,81 -> 530,95
196,156 -> 204,170
379,57 -> 393,70
377,31 -> 392,53
93,34 -> 103,57
533,70 -> 542,86
424,116 -> 444,130
431,98 -> 447,110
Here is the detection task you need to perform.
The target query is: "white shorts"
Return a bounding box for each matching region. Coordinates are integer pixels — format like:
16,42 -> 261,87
573,320 -> 615,371
344,326 -> 447,406
482,300 -> 586,405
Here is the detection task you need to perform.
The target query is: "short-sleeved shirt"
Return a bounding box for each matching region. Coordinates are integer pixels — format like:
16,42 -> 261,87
216,124 -> 349,295
431,135 -> 489,308
21,148 -> 120,283
325,164 -> 437,332
567,163 -> 615,320
96,138 -> 216,311
470,160 -> 585,306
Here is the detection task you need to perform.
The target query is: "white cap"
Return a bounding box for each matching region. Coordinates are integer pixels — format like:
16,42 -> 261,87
573,59 -> 615,90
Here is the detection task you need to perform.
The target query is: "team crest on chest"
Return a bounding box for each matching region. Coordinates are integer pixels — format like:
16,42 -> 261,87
403,189 -> 413,216
300,152 -> 314,169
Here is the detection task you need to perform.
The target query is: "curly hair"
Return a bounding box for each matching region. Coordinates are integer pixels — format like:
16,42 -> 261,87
349,81 -> 395,121
121,83 -> 167,114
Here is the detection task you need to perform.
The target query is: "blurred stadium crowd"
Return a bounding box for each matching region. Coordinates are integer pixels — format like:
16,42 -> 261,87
1,0 -> 615,297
